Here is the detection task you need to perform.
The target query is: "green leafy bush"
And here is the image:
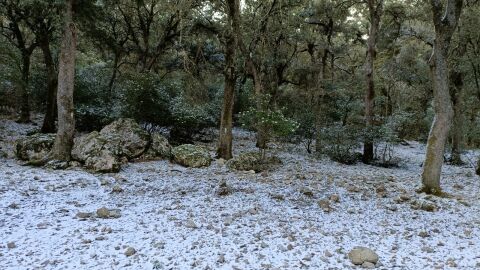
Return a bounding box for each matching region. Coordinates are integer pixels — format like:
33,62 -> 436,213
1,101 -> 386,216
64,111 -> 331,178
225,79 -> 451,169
321,124 -> 362,164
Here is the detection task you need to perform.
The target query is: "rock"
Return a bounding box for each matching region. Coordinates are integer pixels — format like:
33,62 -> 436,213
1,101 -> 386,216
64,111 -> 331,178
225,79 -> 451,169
7,242 -> 16,249
72,119 -> 149,172
216,179 -> 231,196
72,132 -> 121,173
410,200 -> 436,212
318,199 -> 332,212
171,144 -> 211,168
185,219 -> 198,229
143,133 -> 172,159
329,194 -> 340,203
226,152 -> 282,172
15,133 -> 55,162
76,212 -> 93,219
99,118 -> 149,159
348,247 -> 379,265
300,187 -> 314,197
111,184 -> 123,193
96,207 -> 121,219
124,247 -> 136,257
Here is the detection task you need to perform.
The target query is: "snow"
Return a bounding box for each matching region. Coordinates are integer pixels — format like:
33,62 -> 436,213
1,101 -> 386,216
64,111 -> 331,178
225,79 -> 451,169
1,118 -> 480,269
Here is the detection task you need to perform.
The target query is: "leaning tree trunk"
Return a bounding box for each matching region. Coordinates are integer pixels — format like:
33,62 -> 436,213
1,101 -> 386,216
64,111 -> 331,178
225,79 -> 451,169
40,38 -> 58,133
17,52 -> 31,123
420,0 -> 463,194
363,0 -> 383,163
217,0 -> 240,160
50,0 -> 76,161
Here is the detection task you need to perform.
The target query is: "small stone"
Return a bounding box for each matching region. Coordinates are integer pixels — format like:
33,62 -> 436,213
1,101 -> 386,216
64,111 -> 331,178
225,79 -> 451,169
96,207 -> 110,218
216,179 -> 230,196
348,247 -> 379,265
7,242 -> 16,249
33,176 -> 40,180
217,158 -> 225,166
76,212 -> 92,219
217,254 -> 225,263
300,187 -> 314,197
271,193 -> 285,201
124,247 -> 136,257
111,184 -> 123,193
318,199 -> 331,212
329,194 -> 340,203
7,203 -> 19,209
185,219 -> 198,229
418,231 -> 430,238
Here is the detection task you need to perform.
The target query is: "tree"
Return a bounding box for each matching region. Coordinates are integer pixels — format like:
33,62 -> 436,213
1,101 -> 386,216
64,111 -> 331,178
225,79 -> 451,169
217,0 -> 240,160
49,0 -> 76,161
363,0 -> 384,163
420,0 -> 463,194
0,0 -> 38,122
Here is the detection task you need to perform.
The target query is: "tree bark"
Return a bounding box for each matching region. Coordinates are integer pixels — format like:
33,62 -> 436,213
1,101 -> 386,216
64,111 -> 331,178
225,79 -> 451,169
40,38 -> 58,133
450,69 -> 464,165
363,0 -> 383,163
17,52 -> 31,123
50,0 -> 77,161
217,0 -> 240,160
420,0 -> 463,194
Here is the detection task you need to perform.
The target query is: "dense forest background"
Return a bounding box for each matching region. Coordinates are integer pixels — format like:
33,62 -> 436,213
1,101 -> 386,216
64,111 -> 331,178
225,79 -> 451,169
1,0 -> 479,190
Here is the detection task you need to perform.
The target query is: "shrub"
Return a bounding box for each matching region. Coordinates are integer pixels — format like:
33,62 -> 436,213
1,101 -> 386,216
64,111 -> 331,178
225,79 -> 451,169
321,124 -> 361,164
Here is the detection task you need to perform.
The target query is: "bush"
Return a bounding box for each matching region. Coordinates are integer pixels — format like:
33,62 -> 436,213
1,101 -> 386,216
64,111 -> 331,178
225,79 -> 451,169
119,72 -> 172,127
74,63 -> 116,131
239,94 -> 299,149
321,124 -> 361,164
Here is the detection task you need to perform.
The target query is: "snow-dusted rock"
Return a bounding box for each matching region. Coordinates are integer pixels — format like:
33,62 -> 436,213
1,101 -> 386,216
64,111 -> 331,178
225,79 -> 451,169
15,133 -> 55,161
72,119 -> 149,172
172,144 -> 211,168
72,131 -> 121,173
99,118 -> 149,159
143,133 -> 172,159
348,247 -> 379,265
226,151 -> 282,172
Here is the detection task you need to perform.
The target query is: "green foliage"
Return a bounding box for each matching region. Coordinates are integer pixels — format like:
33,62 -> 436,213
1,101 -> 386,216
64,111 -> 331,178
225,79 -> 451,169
119,72 -> 172,127
321,124 -> 362,165
239,94 -> 299,142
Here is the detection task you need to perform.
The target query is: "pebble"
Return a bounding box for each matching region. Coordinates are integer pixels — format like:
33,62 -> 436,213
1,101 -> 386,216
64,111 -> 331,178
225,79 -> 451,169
124,247 -> 136,257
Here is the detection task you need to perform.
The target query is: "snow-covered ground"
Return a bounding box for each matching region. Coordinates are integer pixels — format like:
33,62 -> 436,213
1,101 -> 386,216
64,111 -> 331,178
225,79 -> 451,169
1,118 -> 479,270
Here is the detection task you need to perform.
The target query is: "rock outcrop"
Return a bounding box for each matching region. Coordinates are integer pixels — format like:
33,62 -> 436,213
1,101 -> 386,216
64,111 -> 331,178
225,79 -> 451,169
226,151 -> 282,172
172,144 -> 211,168
15,133 -> 55,162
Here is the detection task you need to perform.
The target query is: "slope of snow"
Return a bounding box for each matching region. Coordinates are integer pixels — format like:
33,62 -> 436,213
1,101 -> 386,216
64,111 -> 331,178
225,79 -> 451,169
0,119 -> 479,269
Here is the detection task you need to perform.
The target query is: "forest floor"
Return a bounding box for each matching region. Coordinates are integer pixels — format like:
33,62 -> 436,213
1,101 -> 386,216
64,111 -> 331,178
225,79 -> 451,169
0,116 -> 479,270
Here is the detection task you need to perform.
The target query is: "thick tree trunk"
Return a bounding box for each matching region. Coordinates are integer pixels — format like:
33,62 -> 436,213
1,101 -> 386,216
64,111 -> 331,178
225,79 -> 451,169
40,39 -> 58,133
450,69 -> 464,165
17,53 -> 31,123
420,0 -> 463,194
217,0 -> 240,160
50,0 -> 77,161
363,0 -> 383,163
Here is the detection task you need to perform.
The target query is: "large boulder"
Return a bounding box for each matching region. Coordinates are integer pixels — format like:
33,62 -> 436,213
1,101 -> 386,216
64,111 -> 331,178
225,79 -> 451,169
143,133 -> 172,159
348,247 -> 379,266
15,133 -> 55,162
99,118 -> 149,159
226,151 -> 282,172
72,131 -> 121,172
172,144 -> 211,168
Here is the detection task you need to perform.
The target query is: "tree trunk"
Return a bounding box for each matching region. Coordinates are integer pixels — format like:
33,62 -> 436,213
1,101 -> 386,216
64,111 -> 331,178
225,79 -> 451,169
50,0 -> 77,161
40,39 -> 58,133
217,0 -> 240,160
17,53 -> 31,123
450,69 -> 464,165
315,49 -> 328,153
421,0 -> 463,194
363,0 -> 383,163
